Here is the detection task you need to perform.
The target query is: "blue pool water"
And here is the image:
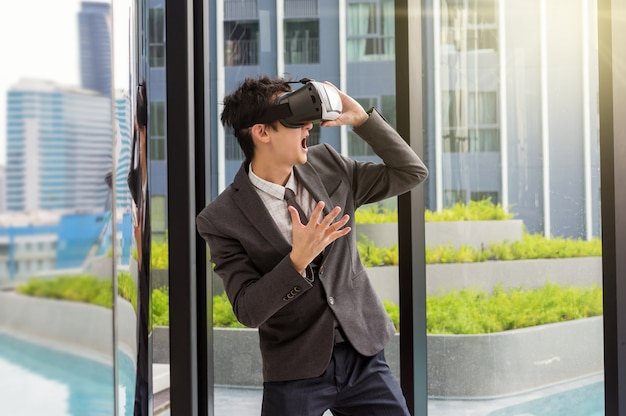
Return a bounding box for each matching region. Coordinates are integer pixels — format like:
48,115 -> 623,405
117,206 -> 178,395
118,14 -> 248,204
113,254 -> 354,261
487,379 -> 604,416
0,332 -> 135,416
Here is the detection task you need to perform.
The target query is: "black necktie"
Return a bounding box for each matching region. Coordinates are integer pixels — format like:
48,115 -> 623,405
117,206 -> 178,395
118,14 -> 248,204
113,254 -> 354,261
284,188 -> 308,224
285,188 -> 324,267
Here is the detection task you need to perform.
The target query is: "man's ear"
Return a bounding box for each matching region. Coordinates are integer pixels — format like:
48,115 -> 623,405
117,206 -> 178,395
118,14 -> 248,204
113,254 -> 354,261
250,123 -> 271,144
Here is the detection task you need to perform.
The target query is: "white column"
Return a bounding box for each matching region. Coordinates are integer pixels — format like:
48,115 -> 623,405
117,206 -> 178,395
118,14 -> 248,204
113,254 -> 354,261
434,0 -> 443,211
540,0 -> 551,238
582,0 -> 593,240
216,0 -> 226,192
339,0 -> 348,157
499,0 -> 509,211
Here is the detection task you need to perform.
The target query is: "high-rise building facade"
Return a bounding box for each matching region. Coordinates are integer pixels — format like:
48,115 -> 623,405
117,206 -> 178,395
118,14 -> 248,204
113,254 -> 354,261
78,1 -> 112,97
114,90 -> 133,213
143,0 -> 600,240
209,0 -> 601,239
5,79 -> 112,213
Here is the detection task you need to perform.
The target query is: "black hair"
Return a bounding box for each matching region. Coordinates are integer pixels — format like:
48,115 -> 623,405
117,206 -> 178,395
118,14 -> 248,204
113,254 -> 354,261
221,76 -> 292,162
136,82 -> 148,128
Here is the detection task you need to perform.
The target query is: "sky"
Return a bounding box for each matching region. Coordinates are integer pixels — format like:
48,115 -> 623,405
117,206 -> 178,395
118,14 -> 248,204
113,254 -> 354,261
0,0 -> 130,166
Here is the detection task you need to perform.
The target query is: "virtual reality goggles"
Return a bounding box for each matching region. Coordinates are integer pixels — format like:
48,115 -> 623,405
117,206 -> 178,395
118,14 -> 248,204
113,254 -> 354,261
252,79 -> 342,128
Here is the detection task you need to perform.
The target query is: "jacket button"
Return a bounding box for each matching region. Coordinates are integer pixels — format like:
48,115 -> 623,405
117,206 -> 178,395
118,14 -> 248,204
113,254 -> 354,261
328,296 -> 335,305
294,286 -> 301,293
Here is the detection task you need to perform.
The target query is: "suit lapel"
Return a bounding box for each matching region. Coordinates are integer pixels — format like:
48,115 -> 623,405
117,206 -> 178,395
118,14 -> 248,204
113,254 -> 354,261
294,162 -> 342,260
294,162 -> 336,217
229,160 -> 342,261
231,164 -> 292,255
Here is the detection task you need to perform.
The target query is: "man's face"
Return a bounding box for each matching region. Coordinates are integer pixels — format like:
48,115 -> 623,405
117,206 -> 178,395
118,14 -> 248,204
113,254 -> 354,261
266,121 -> 313,168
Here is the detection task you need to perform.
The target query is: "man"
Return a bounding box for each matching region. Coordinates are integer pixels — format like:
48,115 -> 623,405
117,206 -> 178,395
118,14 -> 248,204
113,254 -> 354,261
196,76 -> 428,415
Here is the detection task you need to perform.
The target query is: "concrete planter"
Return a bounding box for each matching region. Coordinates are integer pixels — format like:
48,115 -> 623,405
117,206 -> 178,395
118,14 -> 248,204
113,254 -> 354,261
0,291 -> 137,361
356,219 -> 524,249
366,257 -> 602,305
427,317 -> 604,398
153,317 -> 602,398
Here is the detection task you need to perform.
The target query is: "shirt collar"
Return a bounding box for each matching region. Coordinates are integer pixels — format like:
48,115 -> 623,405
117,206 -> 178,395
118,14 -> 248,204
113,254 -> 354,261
248,164 -> 297,200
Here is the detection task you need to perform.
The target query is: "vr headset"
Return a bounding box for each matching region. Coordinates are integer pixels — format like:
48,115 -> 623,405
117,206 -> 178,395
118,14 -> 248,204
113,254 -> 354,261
252,79 -> 342,128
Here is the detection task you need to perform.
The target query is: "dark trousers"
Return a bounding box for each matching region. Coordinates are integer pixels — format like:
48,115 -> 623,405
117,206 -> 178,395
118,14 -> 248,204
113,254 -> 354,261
261,343 -> 411,416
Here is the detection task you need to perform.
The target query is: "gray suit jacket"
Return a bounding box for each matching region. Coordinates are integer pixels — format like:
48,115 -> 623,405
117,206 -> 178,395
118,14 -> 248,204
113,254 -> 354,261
196,109 -> 428,382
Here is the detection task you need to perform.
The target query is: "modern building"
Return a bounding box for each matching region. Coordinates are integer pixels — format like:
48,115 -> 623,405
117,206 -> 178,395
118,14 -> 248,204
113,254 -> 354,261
78,1 -> 112,97
424,0 -> 601,239
5,79 -> 112,213
0,166 -> 5,212
114,89 -> 133,214
140,0 -> 601,240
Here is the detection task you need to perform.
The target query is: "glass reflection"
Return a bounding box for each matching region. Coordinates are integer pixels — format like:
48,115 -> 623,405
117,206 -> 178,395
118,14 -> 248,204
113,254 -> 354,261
206,1 -> 605,415
0,0 -> 120,415
425,0 -> 603,414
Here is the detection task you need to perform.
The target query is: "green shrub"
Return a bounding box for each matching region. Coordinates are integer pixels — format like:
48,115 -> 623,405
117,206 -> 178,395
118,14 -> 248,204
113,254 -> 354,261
213,292 -> 245,328
16,276 -> 603,336
425,199 -> 515,222
152,287 -> 169,327
17,275 -> 113,308
151,240 -> 169,270
117,272 -> 137,310
426,283 -> 603,334
357,237 -> 399,267
356,199 -> 514,224
488,233 -> 602,260
384,299 -> 400,331
131,239 -> 169,270
355,205 -> 398,224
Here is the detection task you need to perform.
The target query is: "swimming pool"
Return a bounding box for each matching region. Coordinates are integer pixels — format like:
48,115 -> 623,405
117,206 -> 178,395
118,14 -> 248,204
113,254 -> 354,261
0,332 -> 135,416
487,378 -> 604,416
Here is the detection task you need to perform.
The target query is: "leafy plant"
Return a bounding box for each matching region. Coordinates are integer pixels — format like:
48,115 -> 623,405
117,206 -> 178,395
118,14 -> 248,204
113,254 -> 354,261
356,199 -> 514,224
425,199 -> 515,222
426,283 -> 603,334
17,275 -> 113,308
355,205 -> 398,224
152,287 -> 169,327
151,239 -> 169,270
212,292 -> 245,328
117,272 -> 137,310
357,237 -> 398,267
488,233 -> 602,260
131,239 -> 169,270
384,299 -> 400,331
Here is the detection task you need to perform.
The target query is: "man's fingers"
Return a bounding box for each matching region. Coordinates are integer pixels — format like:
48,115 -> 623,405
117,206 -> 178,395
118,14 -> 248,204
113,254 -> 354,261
307,201 -> 326,225
288,206 -> 304,226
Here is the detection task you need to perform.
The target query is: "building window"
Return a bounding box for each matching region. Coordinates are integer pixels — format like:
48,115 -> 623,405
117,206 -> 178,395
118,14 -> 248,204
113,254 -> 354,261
441,0 -> 498,52
348,96 -> 395,156
224,21 -> 259,66
151,195 -> 167,237
149,101 -> 166,161
284,0 -> 318,16
148,8 -> 165,67
442,91 -> 499,153
471,191 -> 499,205
225,128 -> 245,161
347,0 -> 395,62
284,20 -> 319,64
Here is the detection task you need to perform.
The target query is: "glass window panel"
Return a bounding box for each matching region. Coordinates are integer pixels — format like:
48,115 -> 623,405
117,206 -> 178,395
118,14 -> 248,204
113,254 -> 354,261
0,0 -> 126,413
224,21 -> 259,66
284,20 -> 320,64
346,0 -> 395,62
427,1 -> 604,414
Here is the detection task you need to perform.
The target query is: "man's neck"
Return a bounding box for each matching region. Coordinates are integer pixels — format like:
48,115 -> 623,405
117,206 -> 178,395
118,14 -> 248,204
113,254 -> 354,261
250,159 -> 292,186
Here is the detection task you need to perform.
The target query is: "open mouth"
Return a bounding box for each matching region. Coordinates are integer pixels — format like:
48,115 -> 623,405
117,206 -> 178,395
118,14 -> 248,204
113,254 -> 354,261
301,137 -> 308,150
